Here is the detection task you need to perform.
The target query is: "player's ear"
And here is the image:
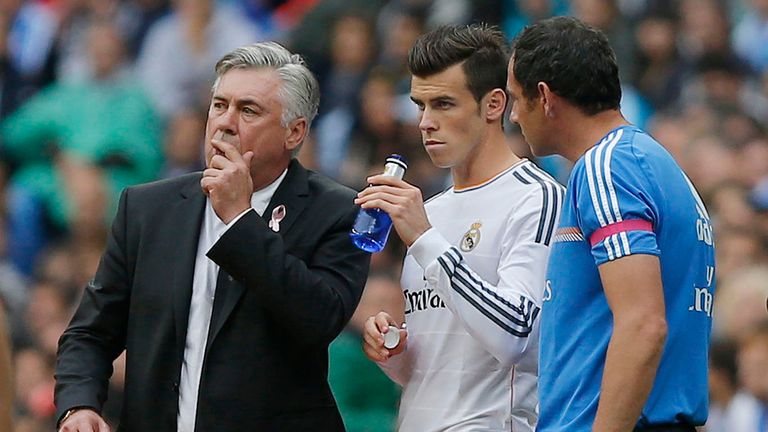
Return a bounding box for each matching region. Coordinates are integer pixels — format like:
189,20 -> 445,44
284,117 -> 307,152
537,82 -> 555,119
485,88 -> 507,122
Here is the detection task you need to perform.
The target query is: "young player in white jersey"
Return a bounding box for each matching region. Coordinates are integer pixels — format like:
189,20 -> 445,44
356,24 -> 563,431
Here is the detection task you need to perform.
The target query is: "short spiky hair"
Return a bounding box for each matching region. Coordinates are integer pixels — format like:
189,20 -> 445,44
408,23 -> 510,102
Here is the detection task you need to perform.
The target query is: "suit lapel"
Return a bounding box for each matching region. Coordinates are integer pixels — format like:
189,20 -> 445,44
205,159 -> 310,348
171,175 -> 206,365
205,267 -> 235,351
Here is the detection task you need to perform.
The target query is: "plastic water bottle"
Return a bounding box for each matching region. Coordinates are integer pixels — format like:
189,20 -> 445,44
350,154 -> 408,253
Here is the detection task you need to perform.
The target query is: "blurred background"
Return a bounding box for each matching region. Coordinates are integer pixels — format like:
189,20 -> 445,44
0,0 -> 766,431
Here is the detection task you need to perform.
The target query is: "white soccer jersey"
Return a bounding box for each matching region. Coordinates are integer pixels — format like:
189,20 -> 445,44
380,159 -> 563,432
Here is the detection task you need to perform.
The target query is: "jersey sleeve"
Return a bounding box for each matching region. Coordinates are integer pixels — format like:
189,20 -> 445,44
408,186 -> 562,367
574,136 -> 661,266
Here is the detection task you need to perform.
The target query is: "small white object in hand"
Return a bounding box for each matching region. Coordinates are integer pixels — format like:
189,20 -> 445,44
383,325 -> 401,349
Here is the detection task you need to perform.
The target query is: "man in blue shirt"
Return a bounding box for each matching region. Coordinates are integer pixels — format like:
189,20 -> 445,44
507,17 -> 715,432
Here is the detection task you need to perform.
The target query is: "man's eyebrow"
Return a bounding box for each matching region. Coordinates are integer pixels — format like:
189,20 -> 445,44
235,97 -> 260,107
211,96 -> 265,109
410,95 -> 456,104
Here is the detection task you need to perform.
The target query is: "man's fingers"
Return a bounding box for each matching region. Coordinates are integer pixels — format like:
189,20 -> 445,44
208,153 -> 235,170
362,314 -> 404,361
363,341 -> 387,362
362,317 -> 391,361
209,137 -> 242,161
200,177 -> 215,194
363,315 -> 391,349
362,334 -> 388,360
374,312 -> 396,331
357,184 -> 408,199
366,174 -> 409,187
362,330 -> 381,349
355,189 -> 408,208
202,168 -> 222,178
208,143 -> 252,173
357,198 -> 397,215
374,314 -> 390,333
362,325 -> 382,346
364,317 -> 384,342
356,185 -> 422,212
58,408 -> 111,432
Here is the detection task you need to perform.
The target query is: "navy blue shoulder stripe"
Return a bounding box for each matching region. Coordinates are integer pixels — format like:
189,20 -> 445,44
524,161 -> 562,185
516,163 -> 564,245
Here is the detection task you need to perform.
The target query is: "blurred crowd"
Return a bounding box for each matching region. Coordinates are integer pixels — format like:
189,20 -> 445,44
0,0 -> 766,431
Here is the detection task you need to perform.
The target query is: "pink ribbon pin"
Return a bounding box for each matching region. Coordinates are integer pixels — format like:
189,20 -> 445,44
268,205 -> 286,232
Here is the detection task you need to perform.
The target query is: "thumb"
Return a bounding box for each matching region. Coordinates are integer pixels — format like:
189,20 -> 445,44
243,151 -> 255,167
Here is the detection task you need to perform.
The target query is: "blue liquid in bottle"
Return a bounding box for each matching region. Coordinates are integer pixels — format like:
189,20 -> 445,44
350,155 -> 407,253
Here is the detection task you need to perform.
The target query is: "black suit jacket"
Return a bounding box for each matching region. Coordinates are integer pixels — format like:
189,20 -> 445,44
55,160 -> 371,431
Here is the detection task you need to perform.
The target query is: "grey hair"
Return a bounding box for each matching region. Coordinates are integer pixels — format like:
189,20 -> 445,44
212,42 -> 320,153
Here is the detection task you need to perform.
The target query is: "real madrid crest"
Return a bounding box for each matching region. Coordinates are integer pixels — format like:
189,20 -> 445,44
460,221 -> 482,252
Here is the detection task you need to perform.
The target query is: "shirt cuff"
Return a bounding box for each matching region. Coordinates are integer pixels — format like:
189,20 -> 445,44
218,208 -> 253,238
409,227 -> 453,270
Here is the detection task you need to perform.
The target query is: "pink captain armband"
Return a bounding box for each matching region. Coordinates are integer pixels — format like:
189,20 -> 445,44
589,219 -> 653,247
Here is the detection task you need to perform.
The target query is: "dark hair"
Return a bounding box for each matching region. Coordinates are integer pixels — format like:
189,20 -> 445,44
512,16 -> 621,115
408,23 -> 509,102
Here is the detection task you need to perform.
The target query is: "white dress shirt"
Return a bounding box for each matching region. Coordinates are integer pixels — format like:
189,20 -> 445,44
177,169 -> 287,432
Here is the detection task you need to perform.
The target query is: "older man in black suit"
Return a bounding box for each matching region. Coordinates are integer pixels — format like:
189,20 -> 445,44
55,42 -> 371,432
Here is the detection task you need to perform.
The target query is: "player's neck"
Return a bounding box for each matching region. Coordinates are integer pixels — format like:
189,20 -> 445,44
451,128 -> 520,189
559,110 -> 629,163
